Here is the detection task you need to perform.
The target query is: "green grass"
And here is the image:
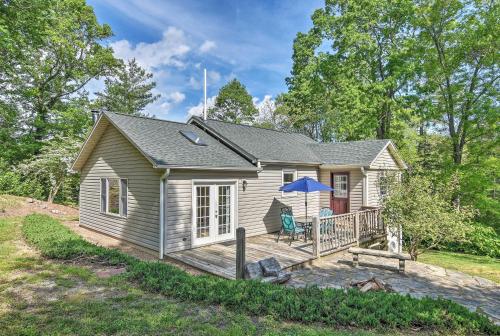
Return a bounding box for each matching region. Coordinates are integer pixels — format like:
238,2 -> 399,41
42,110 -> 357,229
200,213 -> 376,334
0,216 -> 379,336
418,250 -> 500,283
19,214 -> 500,335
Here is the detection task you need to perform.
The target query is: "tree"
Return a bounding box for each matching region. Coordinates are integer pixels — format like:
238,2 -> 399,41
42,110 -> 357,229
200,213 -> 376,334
0,0 -> 118,154
414,0 -> 499,166
253,94 -> 292,130
94,58 -> 160,116
284,0 -> 416,141
208,79 -> 258,124
382,174 -> 474,260
19,137 -> 81,203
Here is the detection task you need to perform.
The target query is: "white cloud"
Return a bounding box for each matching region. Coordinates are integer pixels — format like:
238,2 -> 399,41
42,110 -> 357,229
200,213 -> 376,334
188,70 -> 220,90
168,91 -> 186,104
110,27 -> 190,70
199,40 -> 216,53
143,90 -> 186,118
207,70 -> 221,83
187,95 -> 217,117
189,76 -> 201,89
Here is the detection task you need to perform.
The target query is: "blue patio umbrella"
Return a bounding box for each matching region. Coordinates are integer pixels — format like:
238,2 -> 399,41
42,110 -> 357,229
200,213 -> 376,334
279,176 -> 333,221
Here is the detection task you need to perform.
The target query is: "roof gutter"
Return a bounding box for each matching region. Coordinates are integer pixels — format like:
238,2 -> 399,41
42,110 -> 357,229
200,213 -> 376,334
260,160 -> 322,166
319,164 -> 365,170
156,165 -> 261,172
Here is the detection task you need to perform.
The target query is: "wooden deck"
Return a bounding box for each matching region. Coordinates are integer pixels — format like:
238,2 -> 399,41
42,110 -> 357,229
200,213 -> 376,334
167,233 -> 316,279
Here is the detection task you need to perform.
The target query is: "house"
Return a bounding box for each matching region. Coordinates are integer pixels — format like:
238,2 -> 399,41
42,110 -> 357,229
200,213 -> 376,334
72,111 -> 406,259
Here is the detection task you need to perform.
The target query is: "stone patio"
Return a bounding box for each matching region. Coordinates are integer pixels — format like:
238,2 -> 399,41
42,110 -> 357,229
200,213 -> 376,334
287,251 -> 500,324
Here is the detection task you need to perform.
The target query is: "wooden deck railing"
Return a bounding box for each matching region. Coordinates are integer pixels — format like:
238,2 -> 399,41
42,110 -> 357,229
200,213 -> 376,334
312,208 -> 385,257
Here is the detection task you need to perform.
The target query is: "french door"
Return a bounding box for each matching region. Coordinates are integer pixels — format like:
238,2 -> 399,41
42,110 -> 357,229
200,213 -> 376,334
192,182 -> 236,246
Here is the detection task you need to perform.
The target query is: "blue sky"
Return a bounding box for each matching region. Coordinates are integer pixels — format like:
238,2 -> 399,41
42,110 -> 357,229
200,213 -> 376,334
87,0 -> 322,122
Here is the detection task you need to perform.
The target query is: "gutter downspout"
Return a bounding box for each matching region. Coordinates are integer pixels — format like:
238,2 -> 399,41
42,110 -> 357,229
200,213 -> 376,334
361,167 -> 368,207
159,168 -> 170,259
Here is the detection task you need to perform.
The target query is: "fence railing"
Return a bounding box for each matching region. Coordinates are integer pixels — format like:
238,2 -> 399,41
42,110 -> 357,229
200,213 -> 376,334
312,208 -> 385,257
358,208 -> 385,242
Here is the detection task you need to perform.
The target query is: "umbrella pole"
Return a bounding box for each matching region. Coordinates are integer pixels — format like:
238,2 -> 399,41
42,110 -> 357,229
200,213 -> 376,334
305,192 -> 308,241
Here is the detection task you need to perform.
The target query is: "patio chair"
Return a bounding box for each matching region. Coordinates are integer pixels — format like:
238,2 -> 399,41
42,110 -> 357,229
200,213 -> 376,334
277,213 -> 305,245
319,207 -> 334,218
280,207 -> 293,216
319,208 -> 335,235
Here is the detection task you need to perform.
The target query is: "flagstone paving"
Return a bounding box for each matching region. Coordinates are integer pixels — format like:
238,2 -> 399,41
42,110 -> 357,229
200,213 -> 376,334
287,251 -> 500,324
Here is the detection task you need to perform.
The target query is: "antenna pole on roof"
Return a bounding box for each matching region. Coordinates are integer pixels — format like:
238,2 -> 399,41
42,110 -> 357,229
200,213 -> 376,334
203,68 -> 207,120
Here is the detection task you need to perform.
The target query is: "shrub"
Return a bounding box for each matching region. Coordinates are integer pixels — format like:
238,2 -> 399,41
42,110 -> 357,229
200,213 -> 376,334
0,170 -> 45,200
383,174 -> 474,260
438,223 -> 500,258
22,214 -> 499,334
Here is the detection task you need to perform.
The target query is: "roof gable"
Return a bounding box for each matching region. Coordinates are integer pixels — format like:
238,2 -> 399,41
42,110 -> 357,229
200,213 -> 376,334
311,139 -> 406,169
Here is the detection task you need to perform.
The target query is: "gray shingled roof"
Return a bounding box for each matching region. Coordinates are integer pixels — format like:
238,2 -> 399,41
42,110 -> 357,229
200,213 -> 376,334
105,112 -> 254,168
309,140 -> 391,166
195,118 -> 322,163
192,118 -> 392,166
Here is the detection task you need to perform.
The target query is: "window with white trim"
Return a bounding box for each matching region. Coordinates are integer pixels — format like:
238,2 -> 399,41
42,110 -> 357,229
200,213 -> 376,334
333,175 -> 348,198
282,169 -> 297,197
100,178 -> 128,217
378,171 -> 398,200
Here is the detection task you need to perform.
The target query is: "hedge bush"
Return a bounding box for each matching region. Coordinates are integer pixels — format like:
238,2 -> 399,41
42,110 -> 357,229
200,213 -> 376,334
22,214 -> 499,334
438,223 -> 500,258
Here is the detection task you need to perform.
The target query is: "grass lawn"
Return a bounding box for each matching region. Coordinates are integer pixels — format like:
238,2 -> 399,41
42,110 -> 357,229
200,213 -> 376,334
0,216 -> 386,336
418,250 -> 500,283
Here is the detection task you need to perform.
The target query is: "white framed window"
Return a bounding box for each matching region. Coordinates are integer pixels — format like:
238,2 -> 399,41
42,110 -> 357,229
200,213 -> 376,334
100,178 -> 128,217
282,169 -> 297,197
378,172 -> 396,200
333,175 -> 348,198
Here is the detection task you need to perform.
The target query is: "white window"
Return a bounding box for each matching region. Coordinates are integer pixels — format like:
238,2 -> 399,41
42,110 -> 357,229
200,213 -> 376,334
100,178 -> 128,217
334,175 -> 348,198
282,169 -> 297,197
378,172 -> 395,200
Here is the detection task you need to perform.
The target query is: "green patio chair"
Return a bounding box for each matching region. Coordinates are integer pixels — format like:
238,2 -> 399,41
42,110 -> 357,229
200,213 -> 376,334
277,213 -> 305,245
319,208 -> 335,235
319,207 -> 334,218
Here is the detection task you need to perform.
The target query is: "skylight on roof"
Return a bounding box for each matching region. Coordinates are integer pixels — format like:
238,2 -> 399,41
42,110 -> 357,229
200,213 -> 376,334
180,130 -> 207,146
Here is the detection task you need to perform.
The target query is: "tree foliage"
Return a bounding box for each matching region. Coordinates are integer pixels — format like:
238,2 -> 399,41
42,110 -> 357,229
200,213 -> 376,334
383,174 -> 474,260
283,0 -> 415,141
94,58 -> 160,116
208,79 -> 258,124
414,0 -> 499,165
19,137 -> 81,203
0,0 -> 117,153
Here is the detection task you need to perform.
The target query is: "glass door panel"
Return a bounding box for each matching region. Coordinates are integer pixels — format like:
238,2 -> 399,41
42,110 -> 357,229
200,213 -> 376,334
217,185 -> 232,236
193,183 -> 235,246
195,186 -> 211,242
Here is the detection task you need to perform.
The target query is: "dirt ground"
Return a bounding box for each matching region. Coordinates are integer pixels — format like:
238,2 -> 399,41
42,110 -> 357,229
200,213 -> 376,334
0,196 -> 203,275
0,196 -> 79,219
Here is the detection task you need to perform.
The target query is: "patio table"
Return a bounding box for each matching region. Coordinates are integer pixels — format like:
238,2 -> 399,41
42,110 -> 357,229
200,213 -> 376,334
294,216 -> 313,242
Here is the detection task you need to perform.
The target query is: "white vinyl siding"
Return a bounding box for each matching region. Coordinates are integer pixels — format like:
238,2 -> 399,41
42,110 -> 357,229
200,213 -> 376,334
165,166 -> 320,253
80,125 -> 162,251
371,147 -> 400,169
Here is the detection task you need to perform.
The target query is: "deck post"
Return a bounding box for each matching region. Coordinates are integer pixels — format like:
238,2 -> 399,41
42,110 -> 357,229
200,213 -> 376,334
355,211 -> 360,246
312,216 -> 320,258
236,227 -> 246,280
